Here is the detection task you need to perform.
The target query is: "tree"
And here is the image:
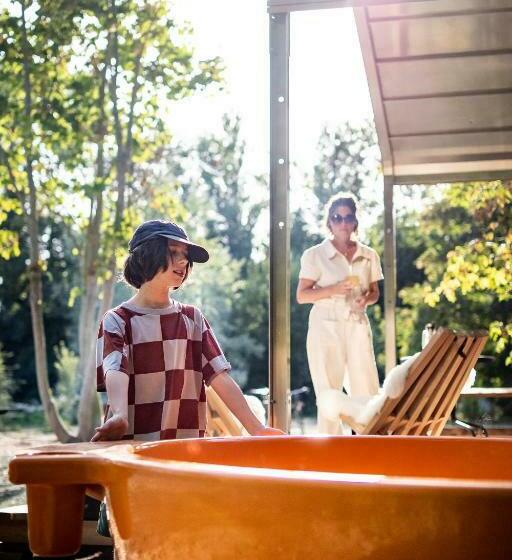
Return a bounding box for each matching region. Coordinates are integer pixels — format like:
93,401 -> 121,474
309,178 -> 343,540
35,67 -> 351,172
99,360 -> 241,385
420,181 -> 512,366
196,114 -> 266,266
309,120 -> 379,219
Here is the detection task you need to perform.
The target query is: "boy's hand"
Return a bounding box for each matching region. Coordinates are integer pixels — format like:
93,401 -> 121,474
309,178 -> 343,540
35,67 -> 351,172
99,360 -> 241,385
91,413 -> 129,442
253,426 -> 286,436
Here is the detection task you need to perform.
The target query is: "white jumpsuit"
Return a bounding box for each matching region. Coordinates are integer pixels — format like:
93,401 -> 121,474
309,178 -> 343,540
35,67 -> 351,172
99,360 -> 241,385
299,239 -> 383,435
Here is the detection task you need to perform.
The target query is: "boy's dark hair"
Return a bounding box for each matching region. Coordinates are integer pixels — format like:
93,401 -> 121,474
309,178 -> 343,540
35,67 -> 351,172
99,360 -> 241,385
123,237 -> 192,289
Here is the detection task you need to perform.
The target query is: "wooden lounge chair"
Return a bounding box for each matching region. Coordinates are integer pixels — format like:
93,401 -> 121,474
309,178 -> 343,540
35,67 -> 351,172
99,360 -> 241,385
205,387 -> 268,437
340,328 -> 488,436
205,387 -> 244,437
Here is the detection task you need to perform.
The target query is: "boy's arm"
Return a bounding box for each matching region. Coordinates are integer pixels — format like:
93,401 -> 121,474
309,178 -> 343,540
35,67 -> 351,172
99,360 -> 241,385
209,371 -> 285,436
91,371 -> 129,442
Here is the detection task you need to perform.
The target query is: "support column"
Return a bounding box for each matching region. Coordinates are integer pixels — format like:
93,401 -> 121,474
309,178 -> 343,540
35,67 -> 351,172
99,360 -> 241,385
383,175 -> 397,372
269,12 -> 291,432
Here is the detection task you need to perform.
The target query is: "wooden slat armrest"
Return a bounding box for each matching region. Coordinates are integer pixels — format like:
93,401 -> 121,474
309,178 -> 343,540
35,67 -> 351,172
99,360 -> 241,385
460,387 -> 512,398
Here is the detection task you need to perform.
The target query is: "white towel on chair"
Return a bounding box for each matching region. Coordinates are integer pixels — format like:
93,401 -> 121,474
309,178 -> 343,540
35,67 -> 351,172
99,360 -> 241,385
317,353 -> 420,427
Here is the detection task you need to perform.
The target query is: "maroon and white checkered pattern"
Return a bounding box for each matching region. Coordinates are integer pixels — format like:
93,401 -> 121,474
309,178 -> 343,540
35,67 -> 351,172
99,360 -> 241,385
96,300 -> 230,441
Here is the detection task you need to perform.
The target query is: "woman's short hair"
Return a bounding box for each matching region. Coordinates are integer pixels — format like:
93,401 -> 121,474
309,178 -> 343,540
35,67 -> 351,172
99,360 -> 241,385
123,237 -> 192,289
324,192 -> 359,231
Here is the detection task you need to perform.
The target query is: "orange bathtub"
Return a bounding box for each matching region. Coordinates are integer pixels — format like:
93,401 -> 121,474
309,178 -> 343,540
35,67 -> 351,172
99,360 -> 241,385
9,436 -> 512,559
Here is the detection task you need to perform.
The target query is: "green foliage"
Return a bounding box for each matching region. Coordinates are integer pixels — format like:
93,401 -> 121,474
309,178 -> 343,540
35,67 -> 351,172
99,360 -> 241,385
0,227 -> 20,260
234,258 -> 269,389
0,211 -> 80,402
434,182 -> 512,363
54,342 -> 79,425
397,181 -> 512,368
0,406 -> 51,431
195,114 -> 266,264
0,345 -> 12,409
0,0 -> 87,186
0,197 -> 21,259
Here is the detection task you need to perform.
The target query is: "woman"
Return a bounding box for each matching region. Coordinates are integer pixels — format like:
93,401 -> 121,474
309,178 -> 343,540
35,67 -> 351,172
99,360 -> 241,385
296,193 -> 383,434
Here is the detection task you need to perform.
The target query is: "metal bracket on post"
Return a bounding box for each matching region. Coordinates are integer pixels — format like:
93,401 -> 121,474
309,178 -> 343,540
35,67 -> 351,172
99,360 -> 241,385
269,12 -> 291,432
383,175 -> 397,373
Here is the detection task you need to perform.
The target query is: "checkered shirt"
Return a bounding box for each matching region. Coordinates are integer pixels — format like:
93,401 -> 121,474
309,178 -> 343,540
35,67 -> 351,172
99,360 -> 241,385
96,300 -> 231,440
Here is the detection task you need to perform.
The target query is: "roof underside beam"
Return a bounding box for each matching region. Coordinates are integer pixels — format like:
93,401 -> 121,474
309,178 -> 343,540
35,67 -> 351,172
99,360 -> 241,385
268,0 -> 426,13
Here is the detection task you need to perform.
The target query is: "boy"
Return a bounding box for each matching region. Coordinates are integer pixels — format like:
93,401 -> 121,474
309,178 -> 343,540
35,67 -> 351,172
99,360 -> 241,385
92,220 -> 282,537
93,219 -> 282,442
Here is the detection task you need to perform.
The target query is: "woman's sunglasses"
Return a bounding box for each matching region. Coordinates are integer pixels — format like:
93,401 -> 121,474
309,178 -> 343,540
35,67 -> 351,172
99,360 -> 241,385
330,213 -> 356,224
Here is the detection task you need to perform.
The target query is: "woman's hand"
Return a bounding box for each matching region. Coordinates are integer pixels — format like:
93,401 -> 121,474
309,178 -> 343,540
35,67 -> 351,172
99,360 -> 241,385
351,293 -> 368,313
91,413 -> 129,442
329,279 -> 354,297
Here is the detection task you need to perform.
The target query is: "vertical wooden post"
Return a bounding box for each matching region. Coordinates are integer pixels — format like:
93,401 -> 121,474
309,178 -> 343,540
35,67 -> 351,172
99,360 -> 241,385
269,12 -> 291,431
384,175 -> 397,372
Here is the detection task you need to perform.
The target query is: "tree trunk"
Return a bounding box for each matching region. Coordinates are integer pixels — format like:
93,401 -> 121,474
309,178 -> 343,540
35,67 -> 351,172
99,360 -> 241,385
20,1 -> 75,442
76,206 -> 100,397
28,267 -> 77,442
76,249 -> 102,441
77,50 -> 110,441
77,266 -> 116,441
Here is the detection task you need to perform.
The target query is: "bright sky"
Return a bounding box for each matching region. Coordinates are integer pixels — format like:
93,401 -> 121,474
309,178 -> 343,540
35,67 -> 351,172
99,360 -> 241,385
170,0 -> 375,181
